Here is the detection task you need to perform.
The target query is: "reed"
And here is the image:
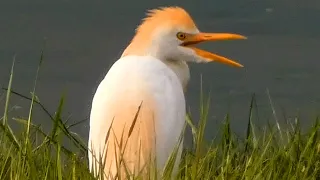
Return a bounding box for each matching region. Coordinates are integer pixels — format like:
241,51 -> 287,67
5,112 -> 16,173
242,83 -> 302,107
0,48 -> 319,180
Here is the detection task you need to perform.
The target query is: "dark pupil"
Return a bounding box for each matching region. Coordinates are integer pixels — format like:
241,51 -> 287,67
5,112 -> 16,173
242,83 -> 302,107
180,34 -> 184,38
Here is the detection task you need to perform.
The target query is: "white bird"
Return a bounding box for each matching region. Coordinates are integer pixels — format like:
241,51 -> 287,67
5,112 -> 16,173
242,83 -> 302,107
88,6 -> 246,179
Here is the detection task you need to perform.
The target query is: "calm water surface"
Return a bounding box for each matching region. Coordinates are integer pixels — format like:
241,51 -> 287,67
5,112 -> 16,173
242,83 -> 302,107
1,0 -> 320,145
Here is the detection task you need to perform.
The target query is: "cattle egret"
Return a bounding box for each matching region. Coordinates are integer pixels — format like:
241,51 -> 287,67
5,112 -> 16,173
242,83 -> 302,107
88,6 -> 246,179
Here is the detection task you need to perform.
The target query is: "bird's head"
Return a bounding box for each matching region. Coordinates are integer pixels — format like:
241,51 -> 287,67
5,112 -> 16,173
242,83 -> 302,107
122,6 -> 246,68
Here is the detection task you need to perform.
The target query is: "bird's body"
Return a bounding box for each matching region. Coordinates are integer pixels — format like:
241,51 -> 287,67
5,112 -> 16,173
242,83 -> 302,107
88,6 -> 246,179
88,55 -> 186,178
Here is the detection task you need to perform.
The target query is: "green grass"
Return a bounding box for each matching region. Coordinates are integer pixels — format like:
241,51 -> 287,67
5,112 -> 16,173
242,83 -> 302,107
1,48 -> 320,180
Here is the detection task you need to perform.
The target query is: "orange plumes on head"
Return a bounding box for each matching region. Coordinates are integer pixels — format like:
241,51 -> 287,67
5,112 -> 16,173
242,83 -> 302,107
137,7 -> 197,34
121,6 -> 197,57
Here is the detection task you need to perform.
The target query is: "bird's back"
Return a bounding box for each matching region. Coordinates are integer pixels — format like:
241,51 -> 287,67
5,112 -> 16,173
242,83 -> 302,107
88,55 -> 186,179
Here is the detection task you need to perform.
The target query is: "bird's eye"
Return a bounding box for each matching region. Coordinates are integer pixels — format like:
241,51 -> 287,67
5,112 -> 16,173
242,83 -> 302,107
176,32 -> 186,40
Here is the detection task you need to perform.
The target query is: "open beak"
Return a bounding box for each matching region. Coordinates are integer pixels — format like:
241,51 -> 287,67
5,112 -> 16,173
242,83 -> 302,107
181,32 -> 246,68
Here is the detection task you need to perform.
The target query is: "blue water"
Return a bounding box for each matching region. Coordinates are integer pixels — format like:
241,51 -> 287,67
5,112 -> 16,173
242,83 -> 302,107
1,0 -> 320,146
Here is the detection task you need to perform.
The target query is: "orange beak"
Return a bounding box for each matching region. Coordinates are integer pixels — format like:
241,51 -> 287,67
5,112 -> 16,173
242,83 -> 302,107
181,33 -> 246,68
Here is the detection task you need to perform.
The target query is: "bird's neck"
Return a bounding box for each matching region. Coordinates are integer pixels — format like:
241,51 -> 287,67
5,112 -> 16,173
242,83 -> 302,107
122,50 -> 190,92
121,29 -> 154,57
121,36 -> 190,92
164,60 -> 190,93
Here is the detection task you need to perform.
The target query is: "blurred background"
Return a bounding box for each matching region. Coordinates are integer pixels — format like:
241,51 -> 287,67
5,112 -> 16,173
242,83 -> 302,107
1,0 -> 320,147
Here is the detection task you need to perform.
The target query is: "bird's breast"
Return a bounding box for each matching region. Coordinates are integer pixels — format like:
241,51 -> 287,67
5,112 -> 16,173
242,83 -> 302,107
89,55 -> 186,176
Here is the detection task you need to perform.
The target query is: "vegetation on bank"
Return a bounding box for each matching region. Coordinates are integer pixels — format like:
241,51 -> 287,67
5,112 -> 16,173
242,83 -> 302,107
0,48 -> 319,180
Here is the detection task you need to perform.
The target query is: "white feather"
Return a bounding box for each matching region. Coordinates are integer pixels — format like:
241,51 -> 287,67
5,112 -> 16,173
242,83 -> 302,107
88,55 -> 186,179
